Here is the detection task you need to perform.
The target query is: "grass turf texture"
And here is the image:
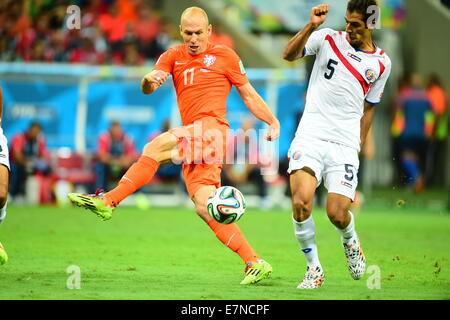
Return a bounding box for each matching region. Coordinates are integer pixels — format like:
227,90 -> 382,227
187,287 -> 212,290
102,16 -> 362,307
0,198 -> 449,300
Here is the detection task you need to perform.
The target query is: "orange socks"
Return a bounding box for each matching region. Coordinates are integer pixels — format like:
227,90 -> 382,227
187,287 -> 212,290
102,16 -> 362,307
104,155 -> 159,207
207,219 -> 259,264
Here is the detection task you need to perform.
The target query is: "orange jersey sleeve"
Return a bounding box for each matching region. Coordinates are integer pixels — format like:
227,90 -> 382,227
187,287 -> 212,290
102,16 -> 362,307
153,47 -> 177,74
222,47 -> 248,88
162,44 -> 249,126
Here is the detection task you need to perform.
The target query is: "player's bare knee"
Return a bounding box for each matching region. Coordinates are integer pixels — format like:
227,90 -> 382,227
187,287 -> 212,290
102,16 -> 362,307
292,197 -> 312,221
326,206 -> 347,228
0,185 -> 7,208
0,197 -> 6,209
143,133 -> 177,163
194,202 -> 210,222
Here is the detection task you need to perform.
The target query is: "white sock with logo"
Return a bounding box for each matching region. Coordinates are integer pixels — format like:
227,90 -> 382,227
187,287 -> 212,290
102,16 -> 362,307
292,215 -> 321,268
337,211 -> 359,244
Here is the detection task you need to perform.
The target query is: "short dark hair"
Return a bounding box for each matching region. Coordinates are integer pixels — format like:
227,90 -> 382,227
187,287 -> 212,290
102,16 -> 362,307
28,122 -> 42,130
347,0 -> 379,27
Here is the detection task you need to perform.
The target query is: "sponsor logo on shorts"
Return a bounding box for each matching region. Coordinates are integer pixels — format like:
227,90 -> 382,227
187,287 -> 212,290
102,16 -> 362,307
0,154 -> 5,158
340,181 -> 353,188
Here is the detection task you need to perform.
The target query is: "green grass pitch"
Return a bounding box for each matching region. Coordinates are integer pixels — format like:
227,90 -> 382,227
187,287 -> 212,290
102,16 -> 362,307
0,198 -> 449,300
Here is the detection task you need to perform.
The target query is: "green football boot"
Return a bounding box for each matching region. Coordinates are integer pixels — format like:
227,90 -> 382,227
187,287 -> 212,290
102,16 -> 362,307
240,260 -> 272,285
67,190 -> 114,221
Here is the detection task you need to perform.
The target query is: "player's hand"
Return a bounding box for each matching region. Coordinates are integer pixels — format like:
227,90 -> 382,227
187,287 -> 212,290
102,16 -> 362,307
143,70 -> 169,87
310,4 -> 329,28
265,119 -> 280,141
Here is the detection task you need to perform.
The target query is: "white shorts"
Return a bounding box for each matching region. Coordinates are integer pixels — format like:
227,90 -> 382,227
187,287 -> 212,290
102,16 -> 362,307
287,136 -> 359,201
0,128 -> 9,224
0,128 -> 9,171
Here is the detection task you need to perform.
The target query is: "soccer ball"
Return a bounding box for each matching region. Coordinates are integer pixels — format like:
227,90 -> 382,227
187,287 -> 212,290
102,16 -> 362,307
207,186 -> 246,224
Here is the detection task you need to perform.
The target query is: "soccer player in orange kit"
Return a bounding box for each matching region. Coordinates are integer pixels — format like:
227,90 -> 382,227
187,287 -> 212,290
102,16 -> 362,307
68,7 -> 280,285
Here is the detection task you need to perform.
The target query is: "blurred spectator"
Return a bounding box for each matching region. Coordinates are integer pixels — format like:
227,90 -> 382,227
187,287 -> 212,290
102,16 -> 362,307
9,122 -> 51,203
395,74 -> 433,192
117,0 -> 140,23
69,36 -> 105,64
152,17 -> 181,56
81,17 -> 108,56
134,5 -> 162,58
390,75 -> 411,185
0,0 -> 167,64
426,74 -> 448,187
112,41 -> 145,66
10,0 -> 31,37
29,39 -> 53,62
95,121 -> 137,190
148,120 -> 182,183
221,118 -> 270,209
209,21 -> 235,49
0,36 -> 15,61
84,0 -> 109,17
48,30 -> 68,62
98,3 -> 128,51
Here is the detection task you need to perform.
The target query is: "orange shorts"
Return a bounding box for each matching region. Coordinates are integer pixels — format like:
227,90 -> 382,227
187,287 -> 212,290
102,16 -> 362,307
169,117 -> 229,198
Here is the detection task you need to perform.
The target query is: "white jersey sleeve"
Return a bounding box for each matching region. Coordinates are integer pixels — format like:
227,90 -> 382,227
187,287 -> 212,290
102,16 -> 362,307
304,28 -> 333,57
365,55 -> 392,104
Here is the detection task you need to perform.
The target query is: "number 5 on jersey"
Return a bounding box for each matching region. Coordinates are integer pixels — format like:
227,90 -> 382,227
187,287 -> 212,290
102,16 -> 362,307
184,68 -> 195,85
325,59 -> 338,80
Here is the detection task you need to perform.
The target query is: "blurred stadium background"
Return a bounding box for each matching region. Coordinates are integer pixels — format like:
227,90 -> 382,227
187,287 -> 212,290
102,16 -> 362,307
0,0 -> 448,210
0,0 -> 449,301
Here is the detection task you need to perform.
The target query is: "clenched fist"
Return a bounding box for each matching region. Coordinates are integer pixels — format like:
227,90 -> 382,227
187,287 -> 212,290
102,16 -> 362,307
311,4 -> 329,28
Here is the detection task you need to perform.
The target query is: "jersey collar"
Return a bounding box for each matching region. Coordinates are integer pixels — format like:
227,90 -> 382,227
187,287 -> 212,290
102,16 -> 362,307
343,31 -> 378,54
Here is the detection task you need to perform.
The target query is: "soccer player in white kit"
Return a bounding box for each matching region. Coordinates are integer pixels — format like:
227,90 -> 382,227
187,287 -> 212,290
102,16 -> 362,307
283,0 -> 391,288
0,83 -> 10,265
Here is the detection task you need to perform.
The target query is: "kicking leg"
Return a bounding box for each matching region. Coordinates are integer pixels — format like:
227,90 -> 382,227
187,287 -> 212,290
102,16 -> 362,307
68,131 -> 179,220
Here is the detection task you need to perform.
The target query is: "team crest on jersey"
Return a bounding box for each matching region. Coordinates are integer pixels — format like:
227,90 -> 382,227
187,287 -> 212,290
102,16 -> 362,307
365,68 -> 377,82
292,151 -> 301,161
203,55 -> 216,67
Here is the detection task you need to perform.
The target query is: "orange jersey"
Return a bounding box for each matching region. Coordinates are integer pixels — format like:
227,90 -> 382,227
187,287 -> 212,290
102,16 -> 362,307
153,43 -> 249,126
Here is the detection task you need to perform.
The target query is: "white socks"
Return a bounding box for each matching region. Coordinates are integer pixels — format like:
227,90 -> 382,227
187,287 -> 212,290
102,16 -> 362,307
0,203 -> 6,225
292,215 -> 321,268
337,211 -> 358,244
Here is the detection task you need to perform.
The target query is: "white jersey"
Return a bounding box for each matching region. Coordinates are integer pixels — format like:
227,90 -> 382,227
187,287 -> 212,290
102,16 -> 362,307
295,28 -> 392,151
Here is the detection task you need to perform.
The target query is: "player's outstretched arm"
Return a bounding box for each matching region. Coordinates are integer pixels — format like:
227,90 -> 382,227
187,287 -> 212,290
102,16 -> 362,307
282,4 -> 329,61
141,70 -> 170,94
236,83 -> 280,141
360,101 -> 376,148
